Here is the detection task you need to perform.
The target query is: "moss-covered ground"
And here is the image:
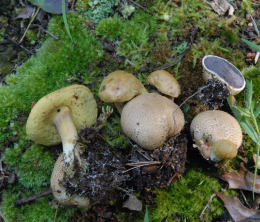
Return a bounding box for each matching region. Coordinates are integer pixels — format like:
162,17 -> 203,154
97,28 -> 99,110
0,0 -> 259,221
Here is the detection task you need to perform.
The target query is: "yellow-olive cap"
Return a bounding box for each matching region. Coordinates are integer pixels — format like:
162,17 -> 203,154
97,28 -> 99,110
147,70 -> 181,98
98,70 -> 147,103
26,85 -> 97,146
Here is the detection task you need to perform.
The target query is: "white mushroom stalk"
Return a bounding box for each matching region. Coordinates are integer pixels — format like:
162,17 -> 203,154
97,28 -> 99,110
53,106 -> 79,169
26,85 -> 97,177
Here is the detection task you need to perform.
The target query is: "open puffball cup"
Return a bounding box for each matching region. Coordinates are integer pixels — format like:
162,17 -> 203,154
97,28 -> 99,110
202,55 -> 246,95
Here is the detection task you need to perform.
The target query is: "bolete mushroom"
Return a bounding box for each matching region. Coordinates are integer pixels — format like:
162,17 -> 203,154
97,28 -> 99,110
98,70 -> 147,112
51,154 -> 90,208
26,85 -> 97,173
202,55 -> 246,95
190,110 -> 242,161
121,93 -> 185,150
147,70 -> 181,99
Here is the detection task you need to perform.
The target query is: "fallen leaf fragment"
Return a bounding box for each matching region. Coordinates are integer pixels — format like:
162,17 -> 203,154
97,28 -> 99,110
216,192 -> 260,222
123,195 -> 142,211
16,6 -> 35,19
221,164 -> 260,193
208,0 -> 234,16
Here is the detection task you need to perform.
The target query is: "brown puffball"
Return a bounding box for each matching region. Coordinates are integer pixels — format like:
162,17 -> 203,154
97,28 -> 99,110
121,93 -> 184,150
190,110 -> 242,161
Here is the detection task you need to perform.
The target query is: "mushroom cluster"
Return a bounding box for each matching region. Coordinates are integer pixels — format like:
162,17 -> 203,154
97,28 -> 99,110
99,69 -> 184,150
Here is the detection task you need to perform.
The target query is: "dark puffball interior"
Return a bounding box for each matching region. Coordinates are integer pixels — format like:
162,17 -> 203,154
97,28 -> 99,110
204,56 -> 244,89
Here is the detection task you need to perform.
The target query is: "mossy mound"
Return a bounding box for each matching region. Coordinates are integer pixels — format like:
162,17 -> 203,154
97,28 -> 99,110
0,0 -> 259,221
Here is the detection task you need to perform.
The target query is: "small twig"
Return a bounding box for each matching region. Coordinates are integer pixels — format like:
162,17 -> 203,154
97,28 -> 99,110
0,33 -> 34,55
53,203 -> 59,222
128,0 -> 153,16
178,85 -> 208,108
200,193 -> 216,220
126,160 -> 161,166
240,190 -> 250,208
31,24 -> 59,40
13,189 -> 52,206
123,161 -> 161,173
19,7 -> 40,43
250,15 -> 260,36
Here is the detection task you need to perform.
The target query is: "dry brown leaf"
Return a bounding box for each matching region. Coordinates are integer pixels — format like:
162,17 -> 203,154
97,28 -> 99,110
222,164 -> 260,193
208,0 -> 234,16
216,192 -> 260,222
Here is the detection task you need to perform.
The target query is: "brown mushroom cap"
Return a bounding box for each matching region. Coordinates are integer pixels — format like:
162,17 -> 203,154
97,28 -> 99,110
98,70 -> 147,103
51,154 -> 90,208
190,110 -> 242,161
121,93 -> 184,150
26,85 -> 97,146
147,70 -> 181,98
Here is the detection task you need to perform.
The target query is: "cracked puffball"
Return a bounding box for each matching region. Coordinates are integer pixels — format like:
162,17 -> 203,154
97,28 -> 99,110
202,55 -> 245,95
121,93 -> 185,150
51,154 -> 90,208
98,70 -> 147,113
190,110 -> 242,161
26,85 -> 97,174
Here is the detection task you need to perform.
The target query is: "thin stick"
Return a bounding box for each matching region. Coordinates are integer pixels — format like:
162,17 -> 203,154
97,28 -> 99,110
126,161 -> 161,166
200,193 -> 216,220
250,15 -> 260,36
13,189 -> 52,206
123,161 -> 161,173
0,33 -> 34,55
179,85 -> 208,108
53,203 -> 59,222
19,7 -> 40,43
128,0 -> 153,16
31,24 -> 59,40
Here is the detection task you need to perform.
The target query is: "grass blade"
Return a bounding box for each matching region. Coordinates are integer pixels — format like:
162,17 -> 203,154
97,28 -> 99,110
62,0 -> 72,41
242,38 -> 260,52
240,120 -> 259,144
254,103 -> 260,119
246,80 -> 253,109
144,206 -> 149,222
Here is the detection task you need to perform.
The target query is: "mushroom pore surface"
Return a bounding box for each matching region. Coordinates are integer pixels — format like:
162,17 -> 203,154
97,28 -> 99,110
121,93 -> 184,150
26,85 -> 97,146
190,110 -> 242,160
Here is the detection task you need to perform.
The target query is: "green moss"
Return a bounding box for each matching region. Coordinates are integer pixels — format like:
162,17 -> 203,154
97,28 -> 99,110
96,15 -> 123,41
149,169 -> 223,221
0,13 -> 103,220
0,13 -> 103,144
1,185 -> 74,222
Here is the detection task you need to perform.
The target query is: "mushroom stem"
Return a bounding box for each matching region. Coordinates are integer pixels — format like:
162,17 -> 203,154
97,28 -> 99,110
53,106 -> 78,171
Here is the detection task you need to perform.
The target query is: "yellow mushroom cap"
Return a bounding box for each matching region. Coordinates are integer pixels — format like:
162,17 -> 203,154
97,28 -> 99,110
26,85 -> 97,146
147,70 -> 181,98
98,70 -> 147,103
51,154 -> 90,208
121,93 -> 184,150
190,110 -> 242,161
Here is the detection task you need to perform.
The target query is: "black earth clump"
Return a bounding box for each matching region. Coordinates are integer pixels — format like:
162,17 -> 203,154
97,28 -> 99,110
199,79 -> 230,109
63,127 -> 187,204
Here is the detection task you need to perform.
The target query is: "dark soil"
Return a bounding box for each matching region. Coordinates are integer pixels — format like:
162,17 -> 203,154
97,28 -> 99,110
63,127 -> 187,207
